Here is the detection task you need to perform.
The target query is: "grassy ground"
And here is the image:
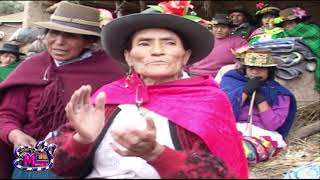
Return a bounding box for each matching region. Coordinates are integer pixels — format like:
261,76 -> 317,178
250,101 -> 320,179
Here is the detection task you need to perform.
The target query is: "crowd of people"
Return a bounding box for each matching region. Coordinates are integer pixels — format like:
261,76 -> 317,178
0,0 -> 319,179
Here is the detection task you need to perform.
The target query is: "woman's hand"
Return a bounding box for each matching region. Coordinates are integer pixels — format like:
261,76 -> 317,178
243,77 -> 262,95
65,85 -> 106,144
8,129 -> 37,150
111,116 -> 164,161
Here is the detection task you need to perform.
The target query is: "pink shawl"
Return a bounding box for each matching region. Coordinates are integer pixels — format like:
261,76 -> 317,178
91,73 -> 248,178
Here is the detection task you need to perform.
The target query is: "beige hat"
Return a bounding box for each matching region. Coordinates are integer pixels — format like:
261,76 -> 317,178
236,48 -> 279,67
34,2 -> 101,37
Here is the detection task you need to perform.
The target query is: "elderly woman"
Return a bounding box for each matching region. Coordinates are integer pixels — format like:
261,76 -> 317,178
220,48 -> 297,163
0,2 -> 124,178
0,43 -> 24,81
186,14 -> 248,77
46,9 -> 249,179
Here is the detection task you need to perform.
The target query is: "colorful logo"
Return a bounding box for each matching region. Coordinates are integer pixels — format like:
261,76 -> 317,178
13,141 -> 56,171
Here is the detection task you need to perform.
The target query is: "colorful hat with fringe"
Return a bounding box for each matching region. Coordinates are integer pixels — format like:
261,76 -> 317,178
273,7 -> 311,25
148,0 -> 212,26
255,2 -> 280,17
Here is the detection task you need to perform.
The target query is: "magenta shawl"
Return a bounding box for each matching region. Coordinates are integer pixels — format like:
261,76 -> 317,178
92,73 -> 248,178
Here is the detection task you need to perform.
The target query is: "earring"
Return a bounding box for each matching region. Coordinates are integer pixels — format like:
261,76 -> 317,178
124,66 -> 133,88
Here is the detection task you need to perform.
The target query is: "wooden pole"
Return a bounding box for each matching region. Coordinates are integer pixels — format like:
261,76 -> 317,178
139,0 -> 146,12
22,1 -> 52,28
115,1 -> 123,17
295,121 -> 320,139
246,91 -> 256,136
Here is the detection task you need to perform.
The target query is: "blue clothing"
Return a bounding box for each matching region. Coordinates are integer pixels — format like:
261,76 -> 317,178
12,167 -> 62,179
220,69 -> 297,138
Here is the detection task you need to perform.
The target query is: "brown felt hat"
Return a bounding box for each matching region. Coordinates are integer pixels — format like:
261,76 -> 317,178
34,2 -> 101,37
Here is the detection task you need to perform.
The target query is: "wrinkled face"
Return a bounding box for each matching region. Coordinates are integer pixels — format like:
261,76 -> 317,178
124,28 -> 191,84
230,12 -> 246,25
0,52 -> 17,66
282,20 -> 298,30
246,66 -> 269,80
262,14 -> 277,29
46,30 -> 92,61
212,24 -> 231,39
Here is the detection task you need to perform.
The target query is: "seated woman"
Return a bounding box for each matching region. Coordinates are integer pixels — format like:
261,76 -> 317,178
45,6 -> 249,179
0,43 -> 24,81
273,7 -> 320,92
220,48 -> 297,164
248,2 -> 283,44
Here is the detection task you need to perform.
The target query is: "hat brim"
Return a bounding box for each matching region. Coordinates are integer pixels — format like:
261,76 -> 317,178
243,63 -> 278,67
274,15 -> 312,26
0,49 -> 25,56
236,57 -> 281,67
212,22 -> 237,27
101,13 -> 214,64
33,21 -> 100,37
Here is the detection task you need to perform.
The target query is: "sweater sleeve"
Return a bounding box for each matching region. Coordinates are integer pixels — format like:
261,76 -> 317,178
0,87 -> 29,144
149,139 -> 235,178
48,105 -> 118,178
48,124 -> 94,178
259,96 -> 291,131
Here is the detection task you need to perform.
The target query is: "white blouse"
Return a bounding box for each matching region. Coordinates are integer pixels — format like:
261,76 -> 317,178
86,104 -> 175,179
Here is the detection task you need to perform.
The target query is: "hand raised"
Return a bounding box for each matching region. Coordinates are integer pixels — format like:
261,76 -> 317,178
111,116 -> 164,161
66,85 -> 106,144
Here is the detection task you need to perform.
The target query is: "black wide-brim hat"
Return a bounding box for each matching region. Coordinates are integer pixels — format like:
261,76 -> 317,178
228,5 -> 252,20
101,13 -> 214,65
0,43 -> 24,56
212,13 -> 237,27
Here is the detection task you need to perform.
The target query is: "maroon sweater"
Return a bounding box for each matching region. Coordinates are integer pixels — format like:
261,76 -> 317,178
48,105 -> 235,179
0,49 -> 125,144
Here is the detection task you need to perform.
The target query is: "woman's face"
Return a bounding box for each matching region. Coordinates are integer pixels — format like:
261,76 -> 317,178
0,52 -> 17,67
283,20 -> 298,30
124,28 -> 191,85
212,24 -> 231,39
262,14 -> 277,29
246,66 -> 269,80
46,30 -> 93,61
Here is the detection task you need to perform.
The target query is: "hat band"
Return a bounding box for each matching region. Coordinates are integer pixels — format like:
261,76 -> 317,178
51,15 -> 100,27
50,15 -> 101,35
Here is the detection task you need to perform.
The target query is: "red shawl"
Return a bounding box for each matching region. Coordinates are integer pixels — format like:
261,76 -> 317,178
92,73 -> 248,178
